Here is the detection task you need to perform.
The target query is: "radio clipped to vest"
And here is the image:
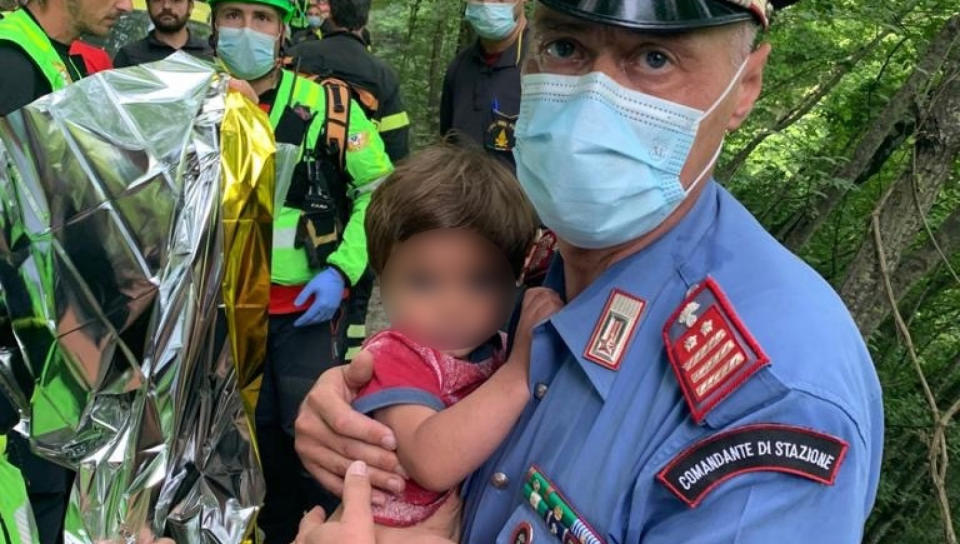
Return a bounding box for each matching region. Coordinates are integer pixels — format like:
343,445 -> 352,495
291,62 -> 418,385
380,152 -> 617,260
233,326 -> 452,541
284,76 -> 353,270
296,146 -> 342,269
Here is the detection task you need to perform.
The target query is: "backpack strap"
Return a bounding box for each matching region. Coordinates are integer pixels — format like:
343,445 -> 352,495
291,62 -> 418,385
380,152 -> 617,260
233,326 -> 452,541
351,86 -> 379,117
319,77 -> 351,172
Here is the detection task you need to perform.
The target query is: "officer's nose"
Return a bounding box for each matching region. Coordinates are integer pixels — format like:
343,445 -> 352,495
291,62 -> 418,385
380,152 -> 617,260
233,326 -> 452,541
591,53 -> 634,91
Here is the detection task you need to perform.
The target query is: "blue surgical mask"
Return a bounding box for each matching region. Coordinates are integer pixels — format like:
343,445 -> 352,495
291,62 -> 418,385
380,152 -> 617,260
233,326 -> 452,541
464,2 -> 517,41
513,62 -> 747,249
216,26 -> 278,80
307,15 -> 324,28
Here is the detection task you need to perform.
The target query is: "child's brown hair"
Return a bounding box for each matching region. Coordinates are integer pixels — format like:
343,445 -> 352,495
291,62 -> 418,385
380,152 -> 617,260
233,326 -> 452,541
366,142 -> 538,279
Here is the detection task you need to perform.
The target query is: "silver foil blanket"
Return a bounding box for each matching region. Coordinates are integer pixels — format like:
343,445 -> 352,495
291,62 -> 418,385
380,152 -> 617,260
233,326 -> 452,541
0,52 -> 274,543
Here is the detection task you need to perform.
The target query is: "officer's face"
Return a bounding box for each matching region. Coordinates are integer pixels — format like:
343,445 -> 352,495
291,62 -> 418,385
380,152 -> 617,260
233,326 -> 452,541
214,2 -> 284,42
379,228 -> 516,354
527,5 -> 770,193
67,0 -> 132,36
148,0 -> 192,33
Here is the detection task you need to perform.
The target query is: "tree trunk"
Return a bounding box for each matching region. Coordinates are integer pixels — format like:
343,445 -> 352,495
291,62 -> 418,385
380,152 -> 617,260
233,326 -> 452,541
399,0 -> 424,73
853,208 -> 960,336
779,14 -> 960,252
425,0 -> 449,135
839,63 -> 960,336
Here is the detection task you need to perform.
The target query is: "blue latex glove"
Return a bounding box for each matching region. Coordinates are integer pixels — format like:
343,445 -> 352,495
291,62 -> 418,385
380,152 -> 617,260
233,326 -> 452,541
294,268 -> 345,327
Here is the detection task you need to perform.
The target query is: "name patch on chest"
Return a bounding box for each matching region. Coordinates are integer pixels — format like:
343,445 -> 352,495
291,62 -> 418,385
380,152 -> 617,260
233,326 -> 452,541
584,289 -> 646,371
657,424 -> 849,507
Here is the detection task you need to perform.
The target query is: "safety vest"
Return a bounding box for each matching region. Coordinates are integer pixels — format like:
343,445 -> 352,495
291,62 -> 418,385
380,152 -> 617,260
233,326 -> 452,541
0,435 -> 39,544
268,70 -> 333,286
0,9 -> 72,93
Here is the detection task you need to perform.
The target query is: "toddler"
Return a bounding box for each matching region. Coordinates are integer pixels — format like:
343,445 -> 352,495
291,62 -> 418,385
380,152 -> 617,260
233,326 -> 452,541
350,143 -> 562,542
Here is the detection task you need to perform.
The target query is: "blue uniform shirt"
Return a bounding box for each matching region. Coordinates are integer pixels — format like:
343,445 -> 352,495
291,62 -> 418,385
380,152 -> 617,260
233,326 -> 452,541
460,180 -> 883,543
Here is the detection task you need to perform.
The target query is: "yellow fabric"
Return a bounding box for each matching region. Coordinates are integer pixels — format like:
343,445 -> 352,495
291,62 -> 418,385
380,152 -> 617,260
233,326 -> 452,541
218,91 -> 275,471
377,111 -> 410,133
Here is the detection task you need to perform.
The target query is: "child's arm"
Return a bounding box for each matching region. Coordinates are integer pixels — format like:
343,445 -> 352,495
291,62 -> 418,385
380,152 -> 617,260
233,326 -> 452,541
375,288 -> 564,493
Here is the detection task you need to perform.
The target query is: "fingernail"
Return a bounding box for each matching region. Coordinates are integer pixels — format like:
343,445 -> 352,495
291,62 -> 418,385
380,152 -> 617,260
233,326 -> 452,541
395,465 -> 409,479
389,478 -> 404,494
349,460 -> 367,476
381,434 -> 397,450
372,492 -> 387,506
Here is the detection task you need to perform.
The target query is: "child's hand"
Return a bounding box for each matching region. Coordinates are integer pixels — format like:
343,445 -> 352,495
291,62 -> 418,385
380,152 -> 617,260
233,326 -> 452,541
509,287 -> 564,370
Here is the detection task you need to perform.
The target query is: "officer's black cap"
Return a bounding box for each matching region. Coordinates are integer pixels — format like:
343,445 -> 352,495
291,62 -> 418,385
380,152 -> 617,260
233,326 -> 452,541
537,0 -> 802,31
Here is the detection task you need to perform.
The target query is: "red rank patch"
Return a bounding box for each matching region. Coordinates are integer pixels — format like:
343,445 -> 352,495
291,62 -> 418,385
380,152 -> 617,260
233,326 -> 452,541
663,277 -> 769,423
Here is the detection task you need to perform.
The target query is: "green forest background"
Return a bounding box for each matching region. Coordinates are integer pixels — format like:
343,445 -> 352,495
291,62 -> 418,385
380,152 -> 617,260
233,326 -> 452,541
2,0 -> 959,540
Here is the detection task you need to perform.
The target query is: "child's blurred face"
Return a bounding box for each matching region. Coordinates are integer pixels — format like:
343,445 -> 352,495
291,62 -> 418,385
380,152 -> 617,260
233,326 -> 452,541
380,228 -> 516,354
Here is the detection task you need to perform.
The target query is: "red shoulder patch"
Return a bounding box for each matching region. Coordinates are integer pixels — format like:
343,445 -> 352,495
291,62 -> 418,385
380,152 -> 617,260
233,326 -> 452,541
663,277 -> 769,423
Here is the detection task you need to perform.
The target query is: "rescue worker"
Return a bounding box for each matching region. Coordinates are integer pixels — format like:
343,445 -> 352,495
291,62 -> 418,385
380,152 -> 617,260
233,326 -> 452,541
207,0 -> 392,540
440,0 -> 528,168
289,0 -> 410,363
113,0 -> 214,67
0,0 -> 130,114
289,0 -> 409,163
0,0 -> 129,541
290,0 -> 325,44
295,1 -> 885,543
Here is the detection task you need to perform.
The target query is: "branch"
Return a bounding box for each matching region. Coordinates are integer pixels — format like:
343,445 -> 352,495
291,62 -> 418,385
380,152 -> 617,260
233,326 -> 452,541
871,206 -> 955,543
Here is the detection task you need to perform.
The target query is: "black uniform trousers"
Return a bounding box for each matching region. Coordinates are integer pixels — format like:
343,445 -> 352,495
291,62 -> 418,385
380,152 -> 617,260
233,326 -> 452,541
255,313 -> 342,544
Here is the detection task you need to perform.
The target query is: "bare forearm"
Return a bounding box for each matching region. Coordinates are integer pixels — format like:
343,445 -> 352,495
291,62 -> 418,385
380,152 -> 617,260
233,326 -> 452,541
393,362 -> 529,492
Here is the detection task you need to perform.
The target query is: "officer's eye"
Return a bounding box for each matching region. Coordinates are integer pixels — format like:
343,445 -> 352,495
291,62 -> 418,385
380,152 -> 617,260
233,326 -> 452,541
644,50 -> 670,69
543,39 -> 579,60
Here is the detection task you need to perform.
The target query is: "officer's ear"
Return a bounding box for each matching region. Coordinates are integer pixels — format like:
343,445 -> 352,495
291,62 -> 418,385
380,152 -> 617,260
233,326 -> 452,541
726,42 -> 771,132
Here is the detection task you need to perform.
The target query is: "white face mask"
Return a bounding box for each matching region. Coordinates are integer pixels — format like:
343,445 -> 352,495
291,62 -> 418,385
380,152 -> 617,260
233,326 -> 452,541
513,60 -> 748,249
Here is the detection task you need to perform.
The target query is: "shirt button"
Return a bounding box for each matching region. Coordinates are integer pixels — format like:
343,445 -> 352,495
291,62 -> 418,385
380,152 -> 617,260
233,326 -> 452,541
490,472 -> 510,489
534,383 -> 549,400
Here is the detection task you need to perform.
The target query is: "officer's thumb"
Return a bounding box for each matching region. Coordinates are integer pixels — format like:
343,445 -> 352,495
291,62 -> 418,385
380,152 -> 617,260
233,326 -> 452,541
344,349 -> 375,390
340,461 -> 375,529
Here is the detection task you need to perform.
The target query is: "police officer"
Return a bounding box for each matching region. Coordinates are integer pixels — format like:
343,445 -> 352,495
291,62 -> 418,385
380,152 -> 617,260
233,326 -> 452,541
208,0 -> 392,540
288,0 -> 410,363
0,0 -> 130,540
295,1 -> 885,543
440,0 -> 528,168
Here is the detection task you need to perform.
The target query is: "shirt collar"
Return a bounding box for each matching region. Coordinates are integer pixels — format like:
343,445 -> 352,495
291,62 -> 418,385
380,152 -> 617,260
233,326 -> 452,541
544,180 -> 722,399
147,29 -> 205,51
